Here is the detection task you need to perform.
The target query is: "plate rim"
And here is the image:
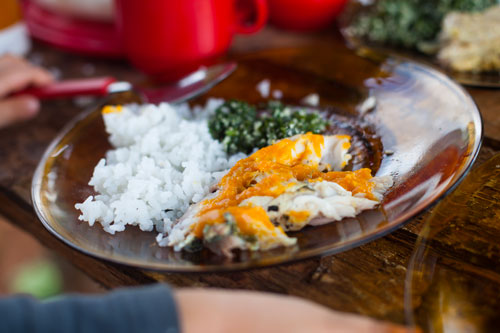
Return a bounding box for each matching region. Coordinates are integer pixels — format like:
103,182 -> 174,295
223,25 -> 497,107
31,57 -> 484,273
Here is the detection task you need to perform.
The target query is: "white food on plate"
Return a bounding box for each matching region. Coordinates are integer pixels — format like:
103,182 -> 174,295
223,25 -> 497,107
301,93 -> 320,107
75,100 -> 393,256
75,100 -> 245,235
357,96 -> 377,115
272,89 -> 283,99
256,79 -> 271,98
438,5 -> 500,72
159,133 -> 392,256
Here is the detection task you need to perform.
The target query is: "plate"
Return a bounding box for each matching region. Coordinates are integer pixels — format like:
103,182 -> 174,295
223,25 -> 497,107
32,47 -> 482,272
339,0 -> 500,88
22,0 -> 123,58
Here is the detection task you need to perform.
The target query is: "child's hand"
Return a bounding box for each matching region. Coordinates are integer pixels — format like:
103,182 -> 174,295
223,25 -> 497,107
0,54 -> 54,129
176,288 -> 410,333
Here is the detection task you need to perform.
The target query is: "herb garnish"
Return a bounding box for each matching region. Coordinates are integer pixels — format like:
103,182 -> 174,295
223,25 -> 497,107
209,100 -> 328,155
349,0 -> 497,53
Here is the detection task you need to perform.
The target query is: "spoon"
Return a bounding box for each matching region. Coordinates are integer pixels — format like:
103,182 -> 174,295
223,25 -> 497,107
15,62 -> 237,104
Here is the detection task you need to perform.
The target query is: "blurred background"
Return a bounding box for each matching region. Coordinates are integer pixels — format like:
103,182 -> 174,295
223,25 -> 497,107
0,215 -> 103,297
1,0 -> 499,302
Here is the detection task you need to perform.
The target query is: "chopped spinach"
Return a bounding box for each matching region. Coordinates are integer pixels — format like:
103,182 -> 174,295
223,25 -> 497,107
349,0 -> 498,53
208,100 -> 328,155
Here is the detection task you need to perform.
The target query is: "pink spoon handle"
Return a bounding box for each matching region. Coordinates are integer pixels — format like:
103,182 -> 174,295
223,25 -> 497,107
14,77 -> 118,100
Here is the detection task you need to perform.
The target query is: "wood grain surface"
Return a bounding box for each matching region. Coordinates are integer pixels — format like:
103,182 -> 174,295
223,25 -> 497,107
408,154 -> 500,331
0,27 -> 499,325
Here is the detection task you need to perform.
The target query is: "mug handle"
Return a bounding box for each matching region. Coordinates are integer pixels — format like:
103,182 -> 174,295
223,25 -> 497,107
234,0 -> 268,34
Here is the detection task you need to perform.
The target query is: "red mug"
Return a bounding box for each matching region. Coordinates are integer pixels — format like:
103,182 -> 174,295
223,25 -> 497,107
115,0 -> 268,81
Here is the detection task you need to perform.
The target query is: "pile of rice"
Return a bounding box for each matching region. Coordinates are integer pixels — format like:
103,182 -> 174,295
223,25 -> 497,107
75,100 -> 245,242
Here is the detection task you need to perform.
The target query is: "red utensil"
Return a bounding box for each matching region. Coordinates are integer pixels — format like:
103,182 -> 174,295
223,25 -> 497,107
14,62 -> 237,104
16,77 -> 119,99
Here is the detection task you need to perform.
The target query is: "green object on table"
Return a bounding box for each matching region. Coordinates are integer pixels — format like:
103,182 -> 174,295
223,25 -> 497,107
209,100 -> 328,155
9,259 -> 63,299
350,0 -> 498,53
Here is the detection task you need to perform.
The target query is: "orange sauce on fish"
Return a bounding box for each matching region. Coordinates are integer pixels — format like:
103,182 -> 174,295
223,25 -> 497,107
192,206 -> 284,238
309,168 -> 376,200
191,133 -> 376,238
288,210 -> 310,223
102,105 -> 123,114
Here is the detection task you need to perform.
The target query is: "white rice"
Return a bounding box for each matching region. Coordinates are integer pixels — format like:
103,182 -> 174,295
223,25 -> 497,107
75,99 -> 245,238
272,89 -> 283,99
357,96 -> 377,115
301,93 -> 320,107
256,79 -> 271,98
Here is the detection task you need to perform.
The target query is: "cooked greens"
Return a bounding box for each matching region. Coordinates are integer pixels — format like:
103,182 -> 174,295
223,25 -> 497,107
349,0 -> 498,53
208,100 -> 328,155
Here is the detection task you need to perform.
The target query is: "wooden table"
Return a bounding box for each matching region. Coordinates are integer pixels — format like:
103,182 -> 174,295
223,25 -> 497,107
1,27 -> 499,329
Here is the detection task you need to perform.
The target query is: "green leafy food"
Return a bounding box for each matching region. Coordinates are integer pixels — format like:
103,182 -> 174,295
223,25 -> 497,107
208,100 -> 328,155
349,0 -> 498,53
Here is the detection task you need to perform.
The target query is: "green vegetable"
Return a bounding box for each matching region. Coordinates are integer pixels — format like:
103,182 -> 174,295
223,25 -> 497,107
208,100 -> 328,155
350,0 -> 498,53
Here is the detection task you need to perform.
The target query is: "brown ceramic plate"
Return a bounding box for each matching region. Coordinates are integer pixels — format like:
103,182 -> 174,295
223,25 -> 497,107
339,0 -> 500,88
32,47 -> 482,272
